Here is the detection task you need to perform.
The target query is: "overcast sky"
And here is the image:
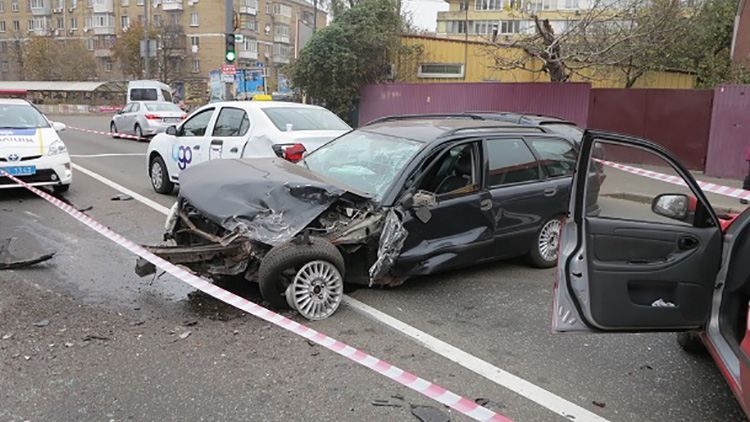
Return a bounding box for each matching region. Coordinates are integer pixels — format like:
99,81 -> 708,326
403,0 -> 449,31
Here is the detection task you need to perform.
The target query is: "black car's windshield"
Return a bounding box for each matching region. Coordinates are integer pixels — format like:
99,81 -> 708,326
303,130 -> 422,200
263,107 -> 351,131
0,104 -> 49,129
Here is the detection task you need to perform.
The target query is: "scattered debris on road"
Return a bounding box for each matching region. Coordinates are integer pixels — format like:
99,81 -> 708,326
82,334 -> 111,342
78,205 -> 94,212
410,404 -> 450,422
32,319 -> 50,327
0,237 -> 55,270
178,331 -> 191,340
2,333 -> 13,340
371,399 -> 402,408
593,400 -> 606,408
111,194 -> 133,201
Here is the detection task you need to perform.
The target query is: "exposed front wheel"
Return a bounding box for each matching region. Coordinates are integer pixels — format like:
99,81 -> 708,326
149,155 -> 174,194
110,122 -> 118,138
529,216 -> 563,268
134,124 -> 143,139
258,237 -> 345,320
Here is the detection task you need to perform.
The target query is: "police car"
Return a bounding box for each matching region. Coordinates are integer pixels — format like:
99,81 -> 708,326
0,99 -> 72,193
145,101 -> 351,193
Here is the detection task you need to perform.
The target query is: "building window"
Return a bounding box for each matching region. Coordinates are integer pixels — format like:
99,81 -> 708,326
446,20 -> 467,34
498,20 -> 521,34
241,37 -> 257,52
241,15 -> 257,31
85,38 -> 94,50
475,0 -> 501,10
104,60 -> 112,72
1,62 -> 8,72
120,0 -> 127,5
93,13 -> 113,28
11,0 -> 18,11
86,0 -> 92,7
0,21 -> 5,32
12,20 -> 19,31
417,63 -> 464,78
136,0 -> 142,5
190,11 -> 198,26
272,3 -> 291,16
190,35 -> 199,47
192,59 -> 200,73
85,15 -> 92,27
70,16 -> 77,28
0,1 -> 4,12
56,16 -> 63,28
272,43 -> 291,58
525,0 -> 554,12
274,23 -> 289,37
458,0 -> 468,10
152,14 -> 161,26
30,0 -> 43,8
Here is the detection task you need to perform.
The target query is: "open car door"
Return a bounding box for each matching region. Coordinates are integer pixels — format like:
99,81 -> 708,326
552,130 -> 722,332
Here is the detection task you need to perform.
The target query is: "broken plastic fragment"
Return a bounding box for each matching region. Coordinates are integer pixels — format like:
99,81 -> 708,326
651,298 -> 676,308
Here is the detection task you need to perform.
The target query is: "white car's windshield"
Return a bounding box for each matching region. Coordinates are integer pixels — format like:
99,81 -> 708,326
0,104 -> 49,129
302,130 -> 422,200
145,103 -> 181,112
263,107 -> 351,131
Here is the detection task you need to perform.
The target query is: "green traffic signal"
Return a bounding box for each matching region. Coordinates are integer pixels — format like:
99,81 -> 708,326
225,33 -> 236,63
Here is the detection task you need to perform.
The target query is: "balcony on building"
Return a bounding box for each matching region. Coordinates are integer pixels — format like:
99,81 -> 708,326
95,48 -> 113,57
272,55 -> 290,64
93,0 -> 113,13
94,25 -> 115,34
31,0 -> 52,15
238,0 -> 257,15
31,28 -> 51,35
162,0 -> 183,11
239,50 -> 258,60
273,34 -> 289,44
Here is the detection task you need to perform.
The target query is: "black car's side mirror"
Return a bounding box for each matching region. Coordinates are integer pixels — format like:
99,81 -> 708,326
166,125 -> 177,136
652,193 -> 690,221
400,192 -> 414,210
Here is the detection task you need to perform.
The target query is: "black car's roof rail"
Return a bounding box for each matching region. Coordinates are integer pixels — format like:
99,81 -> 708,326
365,113 -> 486,126
445,125 -> 547,136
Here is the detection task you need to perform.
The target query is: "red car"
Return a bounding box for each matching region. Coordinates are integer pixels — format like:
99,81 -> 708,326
553,130 -> 750,415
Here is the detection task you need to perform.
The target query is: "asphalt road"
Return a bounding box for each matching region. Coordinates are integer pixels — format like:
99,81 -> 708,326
0,114 -> 745,422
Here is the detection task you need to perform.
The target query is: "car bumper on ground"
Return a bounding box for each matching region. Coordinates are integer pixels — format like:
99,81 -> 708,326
0,154 -> 72,189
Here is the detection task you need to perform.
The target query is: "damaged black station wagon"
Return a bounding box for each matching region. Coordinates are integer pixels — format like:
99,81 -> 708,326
137,115 -> 580,320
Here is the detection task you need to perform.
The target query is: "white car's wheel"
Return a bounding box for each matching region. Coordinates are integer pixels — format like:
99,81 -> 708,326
150,155 -> 173,194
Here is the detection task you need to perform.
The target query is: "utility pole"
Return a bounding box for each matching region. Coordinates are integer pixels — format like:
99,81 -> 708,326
313,0 -> 317,32
463,0 -> 468,80
224,0 -> 233,100
144,0 -> 149,79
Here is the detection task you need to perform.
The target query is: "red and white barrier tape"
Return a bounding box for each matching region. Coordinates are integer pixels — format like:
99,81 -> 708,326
68,126 -> 146,141
1,170 -> 510,422
599,159 -> 750,202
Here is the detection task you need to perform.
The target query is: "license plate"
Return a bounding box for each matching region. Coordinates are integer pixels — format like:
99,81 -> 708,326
1,166 -> 36,176
163,118 -> 180,123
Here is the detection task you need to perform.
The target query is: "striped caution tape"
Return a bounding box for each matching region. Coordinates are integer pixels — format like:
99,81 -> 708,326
67,126 -> 146,141
599,159 -> 750,202
1,170 -> 511,422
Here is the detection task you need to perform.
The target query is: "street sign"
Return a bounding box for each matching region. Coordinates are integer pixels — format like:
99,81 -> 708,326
222,73 -> 234,83
235,34 -> 244,43
221,63 -> 237,75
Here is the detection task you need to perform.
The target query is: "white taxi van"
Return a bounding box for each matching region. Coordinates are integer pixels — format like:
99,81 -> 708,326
0,99 -> 72,193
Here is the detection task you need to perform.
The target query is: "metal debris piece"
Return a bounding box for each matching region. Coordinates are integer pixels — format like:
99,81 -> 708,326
32,319 -> 50,327
82,334 -> 111,341
474,398 -> 490,406
111,194 -> 133,201
64,342 -> 74,348
181,320 -> 198,327
592,401 -> 606,408
410,405 -> 450,422
0,238 -> 55,270
178,331 -> 191,340
1,333 -> 13,340
371,399 -> 402,408
78,206 -> 94,212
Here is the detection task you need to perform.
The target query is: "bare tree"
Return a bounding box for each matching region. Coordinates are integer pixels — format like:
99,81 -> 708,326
155,23 -> 187,84
483,0 -> 693,86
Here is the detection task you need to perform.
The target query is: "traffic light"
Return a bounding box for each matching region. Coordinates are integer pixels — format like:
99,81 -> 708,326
225,33 -> 236,63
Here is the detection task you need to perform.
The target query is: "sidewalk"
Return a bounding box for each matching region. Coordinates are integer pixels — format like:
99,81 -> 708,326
601,164 -> 748,214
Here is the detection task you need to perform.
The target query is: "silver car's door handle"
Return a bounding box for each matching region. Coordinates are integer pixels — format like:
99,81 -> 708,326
544,188 -> 557,197
480,199 -> 492,211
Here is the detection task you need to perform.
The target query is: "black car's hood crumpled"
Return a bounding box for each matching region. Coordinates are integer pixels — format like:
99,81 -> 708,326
178,158 -> 363,246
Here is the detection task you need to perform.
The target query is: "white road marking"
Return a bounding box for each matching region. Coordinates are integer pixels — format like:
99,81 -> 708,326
71,153 -> 145,158
344,296 -> 609,421
71,162 -> 610,422
71,163 -> 171,215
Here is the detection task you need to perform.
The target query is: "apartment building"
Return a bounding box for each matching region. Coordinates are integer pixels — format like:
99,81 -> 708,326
0,0 -> 326,92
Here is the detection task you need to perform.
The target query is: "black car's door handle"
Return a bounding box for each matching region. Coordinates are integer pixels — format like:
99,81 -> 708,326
678,236 -> 699,250
544,188 -> 557,197
480,199 -> 492,211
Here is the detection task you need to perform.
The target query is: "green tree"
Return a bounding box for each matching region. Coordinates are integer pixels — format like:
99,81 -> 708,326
114,22 -> 152,79
288,0 -> 405,118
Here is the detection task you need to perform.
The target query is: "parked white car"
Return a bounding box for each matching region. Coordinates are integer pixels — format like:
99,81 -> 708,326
0,98 -> 71,193
145,101 -> 351,193
110,101 -> 186,139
